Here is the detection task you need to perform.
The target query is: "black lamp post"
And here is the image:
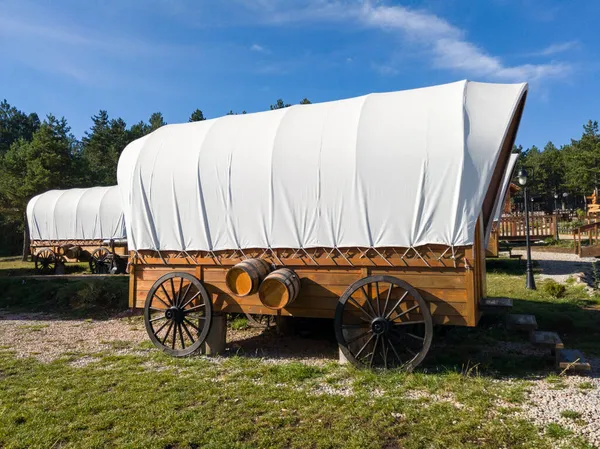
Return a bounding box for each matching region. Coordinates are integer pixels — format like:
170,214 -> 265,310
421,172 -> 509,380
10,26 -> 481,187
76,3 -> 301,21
554,192 -> 559,212
517,168 -> 536,289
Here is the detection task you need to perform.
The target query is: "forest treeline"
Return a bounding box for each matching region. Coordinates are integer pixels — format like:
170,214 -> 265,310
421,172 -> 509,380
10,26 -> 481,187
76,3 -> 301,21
0,96 -> 599,255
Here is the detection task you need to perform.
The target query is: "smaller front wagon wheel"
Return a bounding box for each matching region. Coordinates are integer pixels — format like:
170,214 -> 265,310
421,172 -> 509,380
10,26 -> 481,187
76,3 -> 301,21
144,272 -> 213,357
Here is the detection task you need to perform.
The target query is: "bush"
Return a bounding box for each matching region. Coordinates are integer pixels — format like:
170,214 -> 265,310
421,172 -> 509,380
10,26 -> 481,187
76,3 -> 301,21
0,278 -> 128,315
541,279 -> 566,298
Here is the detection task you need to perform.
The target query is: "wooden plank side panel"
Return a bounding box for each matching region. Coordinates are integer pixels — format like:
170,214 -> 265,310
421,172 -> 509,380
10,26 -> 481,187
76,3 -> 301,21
132,264 -> 471,326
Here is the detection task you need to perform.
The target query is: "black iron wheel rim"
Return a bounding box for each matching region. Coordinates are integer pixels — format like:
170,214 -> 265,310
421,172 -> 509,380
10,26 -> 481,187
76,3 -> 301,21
334,275 -> 433,371
35,249 -> 56,275
144,272 -> 213,357
89,248 -> 112,274
245,313 -> 275,328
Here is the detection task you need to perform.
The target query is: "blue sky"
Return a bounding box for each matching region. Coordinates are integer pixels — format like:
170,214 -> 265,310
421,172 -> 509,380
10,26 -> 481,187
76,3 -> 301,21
1,0 -> 598,149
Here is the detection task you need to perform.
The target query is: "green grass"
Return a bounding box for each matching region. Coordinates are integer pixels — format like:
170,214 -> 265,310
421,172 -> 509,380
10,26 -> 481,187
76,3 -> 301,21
0,349 -> 571,449
560,410 -> 583,420
0,255 -> 89,277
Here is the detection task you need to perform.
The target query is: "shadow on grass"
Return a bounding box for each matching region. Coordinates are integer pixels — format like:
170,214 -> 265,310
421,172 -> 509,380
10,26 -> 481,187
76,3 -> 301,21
0,277 -> 129,320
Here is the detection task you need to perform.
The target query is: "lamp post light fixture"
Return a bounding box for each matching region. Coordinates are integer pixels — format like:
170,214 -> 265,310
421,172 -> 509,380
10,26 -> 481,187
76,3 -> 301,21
554,192 -> 559,212
517,168 -> 536,290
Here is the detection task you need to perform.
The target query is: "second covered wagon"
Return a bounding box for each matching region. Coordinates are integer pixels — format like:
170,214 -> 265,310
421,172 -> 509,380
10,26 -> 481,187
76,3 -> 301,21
118,80 -> 528,369
26,186 -> 128,274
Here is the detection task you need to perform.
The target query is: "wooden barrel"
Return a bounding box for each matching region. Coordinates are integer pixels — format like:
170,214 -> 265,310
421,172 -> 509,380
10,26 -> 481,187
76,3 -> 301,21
57,244 -> 73,256
226,258 -> 272,296
258,268 -> 300,310
65,246 -> 81,259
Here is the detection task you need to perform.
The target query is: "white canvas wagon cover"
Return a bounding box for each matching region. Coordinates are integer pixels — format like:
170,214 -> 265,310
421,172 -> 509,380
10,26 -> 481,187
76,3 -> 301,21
118,80 -> 527,252
27,186 -> 126,241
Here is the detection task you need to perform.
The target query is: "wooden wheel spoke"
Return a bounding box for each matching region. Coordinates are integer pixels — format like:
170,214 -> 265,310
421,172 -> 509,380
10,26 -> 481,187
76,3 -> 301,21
171,322 -> 177,349
169,278 -> 177,306
177,323 -> 186,349
354,333 -> 376,359
342,324 -> 368,329
183,304 -> 205,314
382,284 -> 393,318
180,282 -> 193,309
160,284 -> 173,306
360,286 -> 378,318
180,291 -> 201,310
346,329 -> 372,345
149,316 -> 167,322
152,293 -> 171,310
385,291 -> 409,319
390,304 -> 420,321
161,321 -> 174,345
375,282 -> 381,316
406,332 -> 425,342
176,277 -> 184,307
180,320 -> 196,343
153,319 -> 170,335
183,317 -> 200,332
392,320 -> 425,326
369,335 -> 380,368
387,336 -> 403,365
348,297 -> 374,321
381,336 -> 388,369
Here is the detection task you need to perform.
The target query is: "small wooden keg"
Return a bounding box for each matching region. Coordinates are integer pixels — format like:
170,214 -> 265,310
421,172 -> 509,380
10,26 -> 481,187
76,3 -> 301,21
258,268 -> 301,310
65,246 -> 81,259
57,244 -> 73,256
226,258 -> 272,296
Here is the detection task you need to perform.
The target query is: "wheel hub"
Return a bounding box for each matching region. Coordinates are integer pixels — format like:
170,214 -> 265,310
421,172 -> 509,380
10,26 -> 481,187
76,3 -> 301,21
165,306 -> 184,323
371,317 -> 389,335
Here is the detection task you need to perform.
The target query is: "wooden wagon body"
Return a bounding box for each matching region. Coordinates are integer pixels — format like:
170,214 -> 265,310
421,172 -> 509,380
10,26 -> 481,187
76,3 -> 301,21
120,80 -> 527,369
26,186 -> 128,274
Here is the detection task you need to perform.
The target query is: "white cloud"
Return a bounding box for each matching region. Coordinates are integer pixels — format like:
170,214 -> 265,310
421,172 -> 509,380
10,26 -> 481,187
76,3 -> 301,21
239,0 -> 572,82
535,41 -> 579,56
250,43 -> 268,53
354,2 -> 570,82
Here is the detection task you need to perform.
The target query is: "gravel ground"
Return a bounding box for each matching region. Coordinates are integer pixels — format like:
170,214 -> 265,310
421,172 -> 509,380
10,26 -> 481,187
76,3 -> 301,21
513,248 -> 597,285
521,375 -> 600,447
0,311 -> 338,365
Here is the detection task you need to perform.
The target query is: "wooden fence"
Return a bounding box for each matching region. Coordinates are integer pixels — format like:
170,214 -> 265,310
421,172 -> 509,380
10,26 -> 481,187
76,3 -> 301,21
573,221 -> 600,257
498,214 -> 558,241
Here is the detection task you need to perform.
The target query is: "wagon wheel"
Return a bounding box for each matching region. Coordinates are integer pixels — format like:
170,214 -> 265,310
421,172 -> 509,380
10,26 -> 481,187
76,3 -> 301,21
89,248 -> 115,274
34,249 -> 57,275
144,272 -> 213,357
245,313 -> 276,328
335,275 -> 433,371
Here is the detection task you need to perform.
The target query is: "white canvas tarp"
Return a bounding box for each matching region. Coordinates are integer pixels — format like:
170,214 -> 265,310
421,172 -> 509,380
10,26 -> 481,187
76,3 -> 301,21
118,80 -> 527,252
27,186 -> 126,241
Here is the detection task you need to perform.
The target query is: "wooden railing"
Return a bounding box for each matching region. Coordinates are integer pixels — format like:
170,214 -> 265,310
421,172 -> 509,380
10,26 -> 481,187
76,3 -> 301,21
573,221 -> 600,257
498,214 -> 558,241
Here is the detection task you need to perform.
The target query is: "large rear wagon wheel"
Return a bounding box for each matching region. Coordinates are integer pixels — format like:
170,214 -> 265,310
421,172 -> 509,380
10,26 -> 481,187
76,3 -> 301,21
245,313 -> 275,328
34,249 -> 57,275
144,272 -> 213,357
335,275 -> 433,371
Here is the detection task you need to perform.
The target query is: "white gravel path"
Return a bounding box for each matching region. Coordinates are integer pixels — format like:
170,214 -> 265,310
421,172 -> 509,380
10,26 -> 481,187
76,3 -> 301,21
513,249 -> 597,285
521,375 -> 600,447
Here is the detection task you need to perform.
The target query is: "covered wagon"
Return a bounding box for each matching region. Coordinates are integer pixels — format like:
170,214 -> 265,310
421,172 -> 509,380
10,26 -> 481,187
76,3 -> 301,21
26,186 -> 127,274
119,80 -> 527,369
